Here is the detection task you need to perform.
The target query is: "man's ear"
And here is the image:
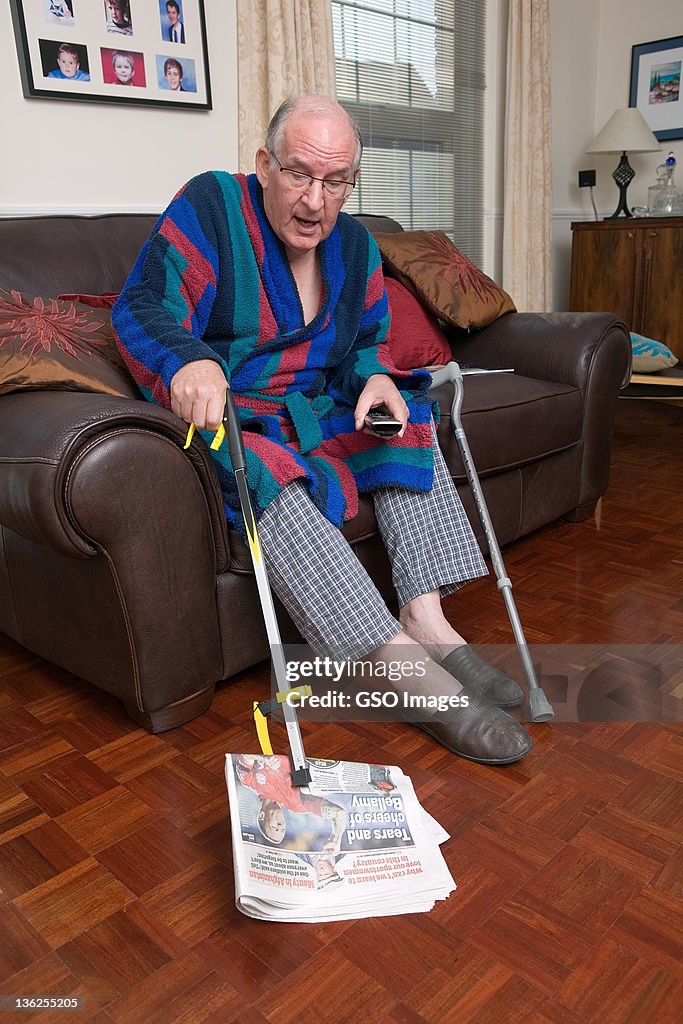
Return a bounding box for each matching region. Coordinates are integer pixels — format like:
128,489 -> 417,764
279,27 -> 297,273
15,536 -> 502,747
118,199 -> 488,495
255,147 -> 271,188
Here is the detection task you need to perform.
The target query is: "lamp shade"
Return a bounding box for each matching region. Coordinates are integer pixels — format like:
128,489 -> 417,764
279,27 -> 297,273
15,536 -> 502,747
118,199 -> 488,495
586,107 -> 661,154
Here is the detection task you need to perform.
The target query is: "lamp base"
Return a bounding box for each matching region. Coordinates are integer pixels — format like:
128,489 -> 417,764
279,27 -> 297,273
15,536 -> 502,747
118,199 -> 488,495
605,151 -> 635,218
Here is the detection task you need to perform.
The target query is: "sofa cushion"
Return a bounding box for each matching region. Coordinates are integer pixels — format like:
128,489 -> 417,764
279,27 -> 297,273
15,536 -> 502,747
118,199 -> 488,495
373,230 -> 516,330
432,372 -> 583,478
0,289 -> 140,399
384,278 -> 453,369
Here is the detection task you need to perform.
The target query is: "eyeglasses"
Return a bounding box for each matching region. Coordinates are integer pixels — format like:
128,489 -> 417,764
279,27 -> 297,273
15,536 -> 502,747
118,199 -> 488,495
269,152 -> 355,200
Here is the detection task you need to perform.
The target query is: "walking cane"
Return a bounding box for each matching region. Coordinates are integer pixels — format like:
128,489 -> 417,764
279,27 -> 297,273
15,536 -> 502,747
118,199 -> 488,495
430,362 -> 555,723
185,389 -> 313,785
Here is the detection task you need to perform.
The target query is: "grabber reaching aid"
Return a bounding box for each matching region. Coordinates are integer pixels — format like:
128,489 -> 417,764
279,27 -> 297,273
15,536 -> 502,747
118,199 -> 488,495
184,390 -> 312,786
430,362 -> 555,723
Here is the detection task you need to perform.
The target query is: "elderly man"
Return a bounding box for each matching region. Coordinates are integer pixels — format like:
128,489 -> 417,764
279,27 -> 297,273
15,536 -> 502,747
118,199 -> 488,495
112,95 -> 531,765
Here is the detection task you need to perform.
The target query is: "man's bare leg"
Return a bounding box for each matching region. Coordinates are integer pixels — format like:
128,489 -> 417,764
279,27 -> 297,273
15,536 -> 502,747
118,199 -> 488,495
399,589 -> 524,709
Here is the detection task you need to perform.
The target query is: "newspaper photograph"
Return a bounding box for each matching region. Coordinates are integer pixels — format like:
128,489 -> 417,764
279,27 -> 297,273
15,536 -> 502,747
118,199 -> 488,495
224,754 -> 455,922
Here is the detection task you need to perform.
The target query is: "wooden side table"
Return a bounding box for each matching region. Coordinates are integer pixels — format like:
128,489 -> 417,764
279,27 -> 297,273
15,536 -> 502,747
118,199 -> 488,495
570,216 -> 683,365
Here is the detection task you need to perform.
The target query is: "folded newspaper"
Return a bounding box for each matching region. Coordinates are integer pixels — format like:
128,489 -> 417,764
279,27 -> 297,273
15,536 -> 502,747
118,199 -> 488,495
224,754 -> 456,922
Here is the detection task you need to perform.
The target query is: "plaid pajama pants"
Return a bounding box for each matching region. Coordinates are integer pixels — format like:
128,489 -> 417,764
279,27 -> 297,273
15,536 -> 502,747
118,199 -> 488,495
258,422 -> 487,659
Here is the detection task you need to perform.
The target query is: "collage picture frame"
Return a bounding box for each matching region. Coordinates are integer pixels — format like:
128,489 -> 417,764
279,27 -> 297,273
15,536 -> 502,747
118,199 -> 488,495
9,0 -> 212,110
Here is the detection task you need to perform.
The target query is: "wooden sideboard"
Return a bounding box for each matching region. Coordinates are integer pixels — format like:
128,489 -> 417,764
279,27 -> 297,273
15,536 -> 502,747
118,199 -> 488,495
570,216 -> 683,364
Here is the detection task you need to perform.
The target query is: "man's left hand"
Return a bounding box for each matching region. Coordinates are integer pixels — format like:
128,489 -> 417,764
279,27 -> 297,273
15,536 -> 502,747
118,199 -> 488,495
354,375 -> 408,437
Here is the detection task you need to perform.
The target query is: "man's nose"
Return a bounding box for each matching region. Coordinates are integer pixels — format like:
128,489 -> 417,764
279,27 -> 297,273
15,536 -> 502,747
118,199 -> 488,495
302,178 -> 325,208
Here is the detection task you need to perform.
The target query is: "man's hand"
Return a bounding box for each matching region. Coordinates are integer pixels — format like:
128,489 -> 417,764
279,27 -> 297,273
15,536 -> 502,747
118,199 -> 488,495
170,359 -> 227,431
354,374 -> 409,438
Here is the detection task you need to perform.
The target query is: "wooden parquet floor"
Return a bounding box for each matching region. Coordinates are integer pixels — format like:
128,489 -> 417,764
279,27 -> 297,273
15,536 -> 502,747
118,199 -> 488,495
1,399 -> 682,1024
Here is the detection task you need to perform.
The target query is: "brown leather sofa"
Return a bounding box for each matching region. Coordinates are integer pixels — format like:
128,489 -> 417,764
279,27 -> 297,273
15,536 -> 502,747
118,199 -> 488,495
0,213 -> 631,731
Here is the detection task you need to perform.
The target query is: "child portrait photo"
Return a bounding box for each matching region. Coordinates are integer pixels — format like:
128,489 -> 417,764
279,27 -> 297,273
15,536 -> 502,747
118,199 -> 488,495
104,0 -> 133,36
156,54 -> 196,92
101,47 -> 146,88
39,39 -> 90,82
159,0 -> 185,44
43,0 -> 74,27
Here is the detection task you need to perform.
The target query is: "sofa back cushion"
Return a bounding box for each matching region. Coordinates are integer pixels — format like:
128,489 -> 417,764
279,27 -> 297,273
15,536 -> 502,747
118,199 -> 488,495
0,214 -> 157,296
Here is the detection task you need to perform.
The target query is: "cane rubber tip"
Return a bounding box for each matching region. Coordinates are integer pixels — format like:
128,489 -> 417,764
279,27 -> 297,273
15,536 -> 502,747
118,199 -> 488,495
529,688 -> 555,723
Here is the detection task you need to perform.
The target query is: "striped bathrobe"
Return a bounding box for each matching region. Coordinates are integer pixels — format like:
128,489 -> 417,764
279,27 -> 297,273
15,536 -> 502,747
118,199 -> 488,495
112,171 -> 436,530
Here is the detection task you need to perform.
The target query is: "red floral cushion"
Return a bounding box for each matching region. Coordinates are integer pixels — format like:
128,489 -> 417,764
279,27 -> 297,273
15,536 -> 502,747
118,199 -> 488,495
384,278 -> 452,369
373,230 -> 516,331
0,289 -> 140,399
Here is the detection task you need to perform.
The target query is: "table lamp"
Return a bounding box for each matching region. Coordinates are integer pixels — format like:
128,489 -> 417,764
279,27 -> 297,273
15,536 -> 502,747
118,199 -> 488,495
586,107 -> 661,218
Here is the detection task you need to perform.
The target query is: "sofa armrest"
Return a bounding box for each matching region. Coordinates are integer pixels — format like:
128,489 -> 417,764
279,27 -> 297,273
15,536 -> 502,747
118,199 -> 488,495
0,391 -> 230,567
441,311 -> 632,511
444,311 -> 632,393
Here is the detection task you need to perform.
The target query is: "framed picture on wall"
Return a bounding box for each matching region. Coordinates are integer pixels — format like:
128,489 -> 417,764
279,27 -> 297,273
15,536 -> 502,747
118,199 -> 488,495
630,35 -> 682,142
9,0 -> 212,110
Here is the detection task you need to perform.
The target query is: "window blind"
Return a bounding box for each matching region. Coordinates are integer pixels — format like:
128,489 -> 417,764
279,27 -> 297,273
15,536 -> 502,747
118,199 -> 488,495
332,0 -> 486,263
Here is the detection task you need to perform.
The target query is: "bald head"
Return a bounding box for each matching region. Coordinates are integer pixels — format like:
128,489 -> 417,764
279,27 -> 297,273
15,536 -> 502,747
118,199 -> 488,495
265,95 -> 363,171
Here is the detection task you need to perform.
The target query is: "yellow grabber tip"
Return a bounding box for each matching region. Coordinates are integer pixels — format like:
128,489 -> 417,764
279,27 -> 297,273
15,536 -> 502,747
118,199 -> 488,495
183,422 -> 226,451
210,424 -> 226,450
253,702 -> 273,756
183,423 -> 195,449
252,686 -> 312,756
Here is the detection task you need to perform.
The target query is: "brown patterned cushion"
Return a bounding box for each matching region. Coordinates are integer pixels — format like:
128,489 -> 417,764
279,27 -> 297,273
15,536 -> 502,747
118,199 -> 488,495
373,230 -> 516,330
0,289 -> 140,399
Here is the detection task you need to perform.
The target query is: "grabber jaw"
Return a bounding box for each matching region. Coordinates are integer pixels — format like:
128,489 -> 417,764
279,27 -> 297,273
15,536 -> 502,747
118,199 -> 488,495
290,763 -> 313,788
253,685 -> 313,787
283,699 -> 313,786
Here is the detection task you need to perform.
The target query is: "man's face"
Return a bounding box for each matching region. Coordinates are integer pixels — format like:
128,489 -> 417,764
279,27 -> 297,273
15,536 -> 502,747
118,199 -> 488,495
57,51 -> 79,77
256,106 -> 357,262
113,56 -> 133,83
262,804 -> 286,843
167,3 -> 179,26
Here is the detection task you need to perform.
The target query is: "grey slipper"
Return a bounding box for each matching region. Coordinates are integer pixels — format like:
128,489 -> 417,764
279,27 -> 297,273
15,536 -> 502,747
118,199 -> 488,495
440,645 -> 525,709
400,691 -> 532,765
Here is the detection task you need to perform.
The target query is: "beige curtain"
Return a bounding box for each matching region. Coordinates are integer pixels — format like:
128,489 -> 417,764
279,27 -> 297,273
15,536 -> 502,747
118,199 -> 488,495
502,0 -> 553,311
236,0 -> 336,173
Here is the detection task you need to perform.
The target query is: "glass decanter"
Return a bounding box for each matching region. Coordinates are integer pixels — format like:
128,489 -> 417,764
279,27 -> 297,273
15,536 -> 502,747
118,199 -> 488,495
651,152 -> 683,216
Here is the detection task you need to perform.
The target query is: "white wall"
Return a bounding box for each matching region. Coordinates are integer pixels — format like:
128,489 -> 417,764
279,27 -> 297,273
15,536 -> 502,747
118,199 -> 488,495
551,0 -> 683,309
549,0 -> 601,310
594,0 -> 683,213
1,1 -> 238,214
3,0 -> 681,309
487,0 -> 682,309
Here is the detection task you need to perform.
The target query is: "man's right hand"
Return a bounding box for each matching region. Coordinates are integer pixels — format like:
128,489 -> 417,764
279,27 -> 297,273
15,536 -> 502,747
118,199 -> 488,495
170,359 -> 228,431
